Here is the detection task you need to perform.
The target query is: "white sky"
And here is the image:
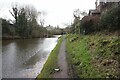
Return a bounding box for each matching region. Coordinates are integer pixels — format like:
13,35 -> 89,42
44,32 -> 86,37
0,0 -> 96,28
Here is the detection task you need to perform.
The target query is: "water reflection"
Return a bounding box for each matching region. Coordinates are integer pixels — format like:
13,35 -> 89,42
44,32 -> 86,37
2,36 -> 60,78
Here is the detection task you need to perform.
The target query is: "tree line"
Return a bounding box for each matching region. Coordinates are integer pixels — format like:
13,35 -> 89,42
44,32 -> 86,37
2,4 -> 49,39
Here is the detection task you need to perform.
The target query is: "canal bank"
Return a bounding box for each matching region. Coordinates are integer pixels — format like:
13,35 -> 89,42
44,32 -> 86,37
36,36 -> 63,78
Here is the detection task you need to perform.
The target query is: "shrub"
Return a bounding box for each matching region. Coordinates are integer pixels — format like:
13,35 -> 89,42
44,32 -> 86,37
98,5 -> 120,31
81,20 -> 94,34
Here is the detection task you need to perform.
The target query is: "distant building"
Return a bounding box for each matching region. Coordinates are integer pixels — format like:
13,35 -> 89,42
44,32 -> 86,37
46,25 -> 54,31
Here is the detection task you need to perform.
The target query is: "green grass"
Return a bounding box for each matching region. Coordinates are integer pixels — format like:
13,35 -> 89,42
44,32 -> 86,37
36,36 -> 63,79
66,34 -> 120,78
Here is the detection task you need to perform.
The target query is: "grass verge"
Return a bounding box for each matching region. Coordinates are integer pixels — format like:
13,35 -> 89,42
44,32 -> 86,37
36,36 -> 63,78
66,34 -> 120,78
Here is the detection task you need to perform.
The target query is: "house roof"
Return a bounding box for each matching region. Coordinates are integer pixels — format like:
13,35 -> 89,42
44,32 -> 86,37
88,9 -> 101,16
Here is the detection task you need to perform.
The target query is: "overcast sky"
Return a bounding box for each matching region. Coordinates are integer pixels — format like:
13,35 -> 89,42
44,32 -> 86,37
0,0 -> 96,28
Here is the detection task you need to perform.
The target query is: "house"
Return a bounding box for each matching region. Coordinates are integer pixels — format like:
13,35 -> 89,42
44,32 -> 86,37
82,0 -> 120,22
89,0 -> 119,16
81,0 -> 120,34
46,25 -> 54,31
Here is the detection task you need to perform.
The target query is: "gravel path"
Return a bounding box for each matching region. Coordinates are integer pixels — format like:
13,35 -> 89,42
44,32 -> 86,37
53,36 -> 69,78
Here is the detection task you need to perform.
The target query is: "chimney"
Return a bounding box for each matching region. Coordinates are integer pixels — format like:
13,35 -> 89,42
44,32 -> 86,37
95,0 -> 98,9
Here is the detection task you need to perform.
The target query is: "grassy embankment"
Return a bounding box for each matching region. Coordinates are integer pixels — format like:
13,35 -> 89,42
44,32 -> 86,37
66,33 -> 120,78
36,36 -> 63,78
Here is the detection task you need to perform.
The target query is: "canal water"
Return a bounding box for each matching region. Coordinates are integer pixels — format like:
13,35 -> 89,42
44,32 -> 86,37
2,35 -> 60,78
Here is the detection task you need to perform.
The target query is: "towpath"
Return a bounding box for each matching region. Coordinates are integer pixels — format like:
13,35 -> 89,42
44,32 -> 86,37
53,36 -> 69,78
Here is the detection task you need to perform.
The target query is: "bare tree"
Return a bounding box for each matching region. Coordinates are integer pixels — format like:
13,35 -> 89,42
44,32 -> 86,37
38,11 -> 46,26
80,11 -> 87,16
25,5 -> 38,21
73,9 -> 87,19
73,9 -> 87,34
9,4 -> 19,24
73,9 -> 81,19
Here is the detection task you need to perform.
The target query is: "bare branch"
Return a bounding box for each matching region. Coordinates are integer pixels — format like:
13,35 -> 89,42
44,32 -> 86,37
9,10 -> 15,18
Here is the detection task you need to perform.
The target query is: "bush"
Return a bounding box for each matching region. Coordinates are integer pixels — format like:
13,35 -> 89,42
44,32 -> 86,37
81,20 -> 94,34
2,19 -> 16,36
99,5 -> 120,31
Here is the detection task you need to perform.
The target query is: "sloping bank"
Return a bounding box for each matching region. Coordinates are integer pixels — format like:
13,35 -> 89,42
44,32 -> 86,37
66,34 -> 120,78
36,36 -> 63,78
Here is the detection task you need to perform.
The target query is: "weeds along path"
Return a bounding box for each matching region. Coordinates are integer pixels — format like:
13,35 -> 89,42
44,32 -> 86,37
53,36 -> 69,78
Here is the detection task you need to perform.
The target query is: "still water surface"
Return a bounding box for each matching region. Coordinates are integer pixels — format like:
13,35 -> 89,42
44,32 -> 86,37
2,35 -> 60,78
